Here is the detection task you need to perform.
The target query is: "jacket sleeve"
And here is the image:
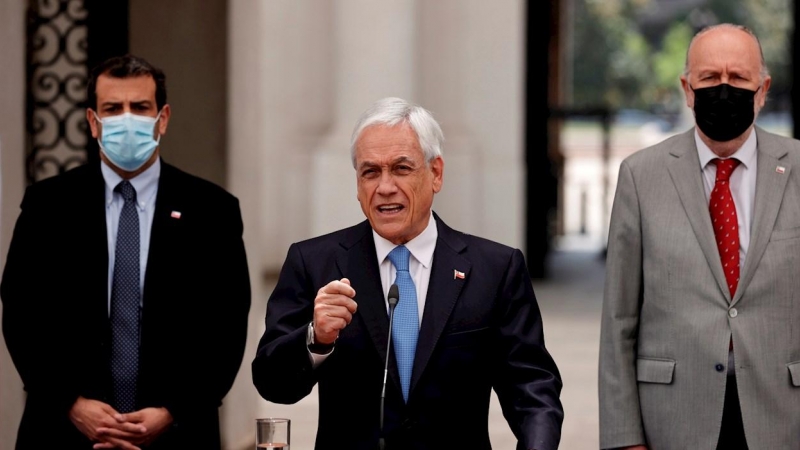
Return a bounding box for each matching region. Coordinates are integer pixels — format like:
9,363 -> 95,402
1,185 -> 81,414
252,243 -> 319,404
598,160 -> 646,448
493,248 -> 564,450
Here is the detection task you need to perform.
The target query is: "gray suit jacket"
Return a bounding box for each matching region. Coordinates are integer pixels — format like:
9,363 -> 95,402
599,126 -> 800,450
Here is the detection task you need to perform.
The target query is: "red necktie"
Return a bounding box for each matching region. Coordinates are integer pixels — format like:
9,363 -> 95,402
709,158 -> 741,298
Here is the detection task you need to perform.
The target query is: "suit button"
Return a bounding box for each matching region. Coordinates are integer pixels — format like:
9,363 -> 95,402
729,308 -> 738,318
401,418 -> 416,430
715,364 -> 725,372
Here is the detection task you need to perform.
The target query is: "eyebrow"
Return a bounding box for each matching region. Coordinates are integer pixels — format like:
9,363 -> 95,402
99,100 -> 154,108
696,67 -> 755,77
358,156 -> 416,171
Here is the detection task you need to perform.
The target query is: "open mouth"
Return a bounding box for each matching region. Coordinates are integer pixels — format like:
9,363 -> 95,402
377,204 -> 404,214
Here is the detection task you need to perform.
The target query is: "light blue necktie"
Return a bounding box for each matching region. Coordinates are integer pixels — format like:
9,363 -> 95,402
388,245 -> 419,402
110,181 -> 141,413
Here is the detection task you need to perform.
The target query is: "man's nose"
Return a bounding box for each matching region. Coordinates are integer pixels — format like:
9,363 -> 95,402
376,172 -> 397,194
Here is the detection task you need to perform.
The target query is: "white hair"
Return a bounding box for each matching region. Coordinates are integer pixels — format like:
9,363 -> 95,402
683,23 -> 769,81
350,97 -> 444,168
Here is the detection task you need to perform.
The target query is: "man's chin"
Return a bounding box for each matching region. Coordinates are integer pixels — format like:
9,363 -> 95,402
371,223 -> 407,245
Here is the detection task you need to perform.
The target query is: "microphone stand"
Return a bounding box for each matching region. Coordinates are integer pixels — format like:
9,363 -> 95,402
380,284 -> 400,450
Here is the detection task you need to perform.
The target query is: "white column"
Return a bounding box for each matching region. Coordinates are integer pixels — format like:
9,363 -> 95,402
226,1 -> 335,448
0,0 -> 27,447
309,0 -> 418,237
464,0 -> 525,250
418,0 -> 525,249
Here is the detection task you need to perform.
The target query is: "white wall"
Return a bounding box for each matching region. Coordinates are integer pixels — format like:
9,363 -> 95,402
0,0 -> 27,447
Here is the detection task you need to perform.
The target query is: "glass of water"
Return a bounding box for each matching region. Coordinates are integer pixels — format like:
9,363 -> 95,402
256,418 -> 290,449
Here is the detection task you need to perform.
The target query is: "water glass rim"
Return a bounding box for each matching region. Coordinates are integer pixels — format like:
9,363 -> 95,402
256,417 -> 290,423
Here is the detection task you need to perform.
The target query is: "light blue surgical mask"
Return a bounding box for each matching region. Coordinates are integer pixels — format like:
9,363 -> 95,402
94,111 -> 162,172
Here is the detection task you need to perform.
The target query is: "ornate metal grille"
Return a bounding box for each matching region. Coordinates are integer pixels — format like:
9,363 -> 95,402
26,0 -> 89,183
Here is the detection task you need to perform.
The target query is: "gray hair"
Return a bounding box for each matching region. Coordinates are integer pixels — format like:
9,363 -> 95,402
683,23 -> 769,80
350,97 -> 444,168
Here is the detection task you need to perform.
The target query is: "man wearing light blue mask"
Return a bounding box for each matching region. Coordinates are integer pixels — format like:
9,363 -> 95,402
93,109 -> 164,173
1,54 -> 251,450
88,62 -> 169,177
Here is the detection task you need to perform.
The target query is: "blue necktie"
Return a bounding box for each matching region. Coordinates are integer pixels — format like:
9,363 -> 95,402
388,245 -> 419,402
110,181 -> 140,413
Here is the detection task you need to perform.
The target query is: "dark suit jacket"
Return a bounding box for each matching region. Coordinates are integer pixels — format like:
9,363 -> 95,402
252,214 -> 563,450
1,161 -> 251,449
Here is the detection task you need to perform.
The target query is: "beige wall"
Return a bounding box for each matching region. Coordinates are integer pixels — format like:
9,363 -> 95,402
130,0 -> 228,187
0,0 -> 27,447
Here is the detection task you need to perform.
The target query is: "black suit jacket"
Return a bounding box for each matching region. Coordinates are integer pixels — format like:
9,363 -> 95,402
252,214 -> 563,450
1,161 -> 251,449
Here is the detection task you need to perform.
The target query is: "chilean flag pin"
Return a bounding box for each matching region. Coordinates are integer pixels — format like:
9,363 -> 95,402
171,211 -> 182,219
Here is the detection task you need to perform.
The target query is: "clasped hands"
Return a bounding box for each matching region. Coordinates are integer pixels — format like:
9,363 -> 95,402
69,396 -> 173,450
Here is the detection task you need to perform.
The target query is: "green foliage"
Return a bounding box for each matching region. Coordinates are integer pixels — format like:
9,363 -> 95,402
743,0 -> 791,109
569,0 -> 790,115
651,22 -> 692,111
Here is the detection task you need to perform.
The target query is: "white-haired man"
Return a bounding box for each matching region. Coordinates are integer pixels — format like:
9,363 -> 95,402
600,23 -> 800,450
253,97 -> 564,450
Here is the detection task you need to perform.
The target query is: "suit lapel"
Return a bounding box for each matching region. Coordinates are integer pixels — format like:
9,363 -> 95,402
409,216 -> 470,397
666,129 -> 732,303
142,162 -> 184,306
88,164 -> 111,324
732,127 -> 790,306
336,223 -> 402,391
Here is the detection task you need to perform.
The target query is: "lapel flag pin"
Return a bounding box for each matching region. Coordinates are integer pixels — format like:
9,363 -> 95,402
170,211 -> 182,219
454,269 -> 465,280
776,166 -> 786,174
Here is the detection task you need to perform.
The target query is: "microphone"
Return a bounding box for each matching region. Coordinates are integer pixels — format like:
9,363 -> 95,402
379,284 -> 400,450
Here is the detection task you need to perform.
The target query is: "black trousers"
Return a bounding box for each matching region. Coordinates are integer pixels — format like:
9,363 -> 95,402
716,374 -> 748,450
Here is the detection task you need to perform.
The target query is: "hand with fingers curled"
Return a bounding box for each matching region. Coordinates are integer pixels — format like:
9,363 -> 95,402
69,397 -> 147,450
93,407 -> 173,449
313,278 -> 358,345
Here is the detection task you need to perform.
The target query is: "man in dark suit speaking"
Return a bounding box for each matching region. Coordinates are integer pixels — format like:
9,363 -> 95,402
1,55 -> 251,449
252,97 -> 563,450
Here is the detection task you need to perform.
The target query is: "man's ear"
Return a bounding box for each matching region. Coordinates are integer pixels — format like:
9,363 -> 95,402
157,104 -> 171,135
430,156 -> 444,193
680,75 -> 694,109
87,109 -> 100,139
756,76 -> 772,110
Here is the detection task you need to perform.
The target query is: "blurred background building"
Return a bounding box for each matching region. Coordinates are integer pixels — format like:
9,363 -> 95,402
0,0 -> 794,448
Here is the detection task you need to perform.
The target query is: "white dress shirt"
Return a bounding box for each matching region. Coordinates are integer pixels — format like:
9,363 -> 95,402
695,129 -> 757,268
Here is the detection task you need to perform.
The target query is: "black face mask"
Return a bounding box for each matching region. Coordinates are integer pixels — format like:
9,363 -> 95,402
692,83 -> 759,142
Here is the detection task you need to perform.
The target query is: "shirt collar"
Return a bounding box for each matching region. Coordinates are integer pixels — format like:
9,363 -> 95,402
373,213 -> 438,269
695,128 -> 757,169
102,158 -> 161,209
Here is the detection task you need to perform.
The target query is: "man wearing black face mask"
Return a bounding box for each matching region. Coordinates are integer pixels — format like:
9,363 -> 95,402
1,54 -> 251,449
599,24 -> 800,450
